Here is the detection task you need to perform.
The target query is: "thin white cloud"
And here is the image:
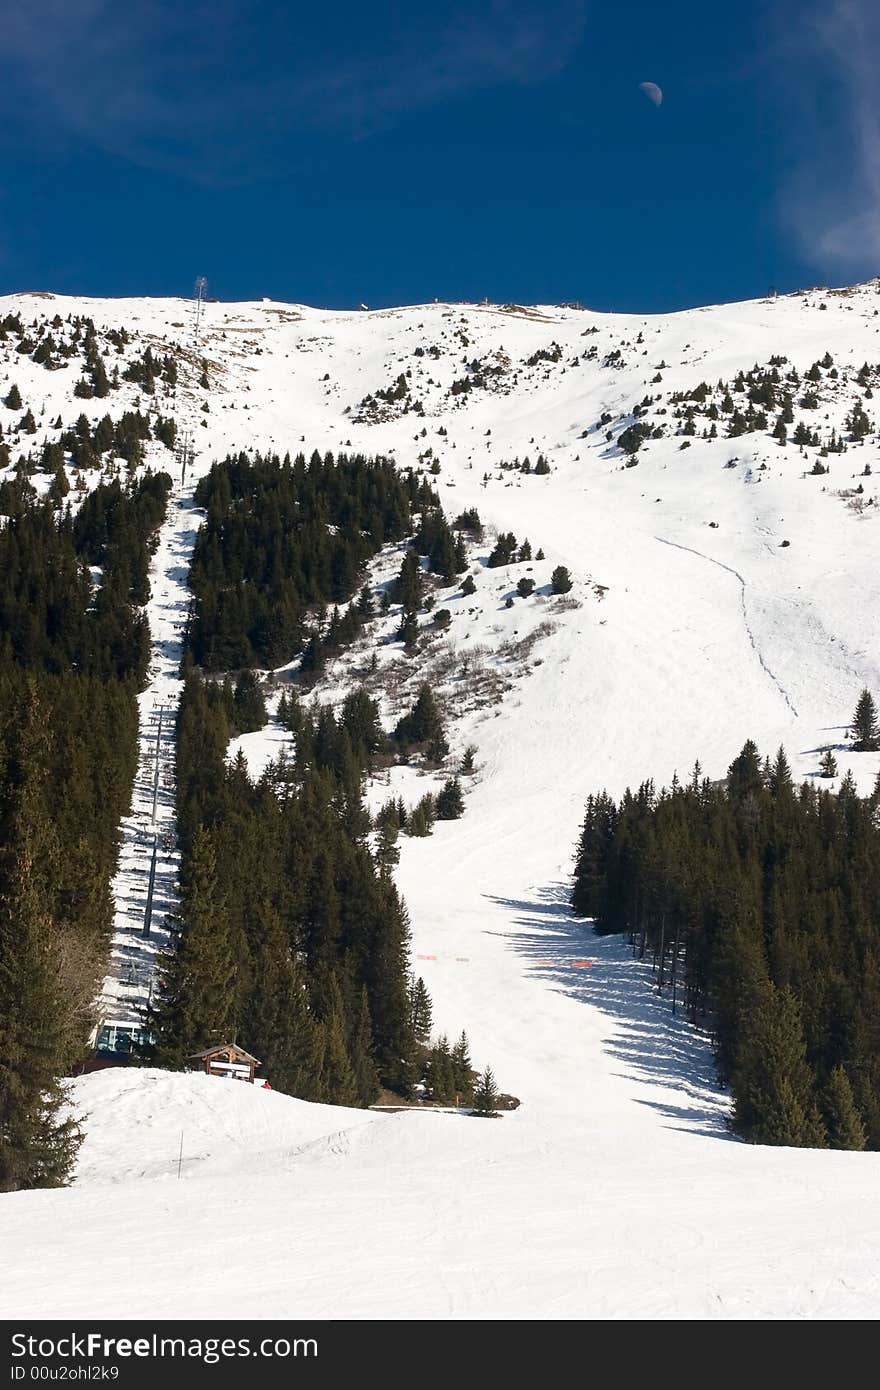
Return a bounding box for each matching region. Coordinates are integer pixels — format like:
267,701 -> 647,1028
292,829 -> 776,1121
0,1 -> 587,184
783,0 -> 880,275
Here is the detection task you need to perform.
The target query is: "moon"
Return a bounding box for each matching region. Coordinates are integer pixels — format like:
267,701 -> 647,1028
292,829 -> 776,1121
639,82 -> 663,107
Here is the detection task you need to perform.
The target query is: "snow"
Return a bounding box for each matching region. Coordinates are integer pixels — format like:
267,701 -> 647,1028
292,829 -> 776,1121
99,492 -> 202,1029
1,283 -> 880,1318
2,940 -> 878,1320
72,1068 -> 377,1186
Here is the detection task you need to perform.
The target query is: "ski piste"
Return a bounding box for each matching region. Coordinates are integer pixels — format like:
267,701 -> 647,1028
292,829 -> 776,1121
94,479 -> 202,1053
95,288 -> 208,1056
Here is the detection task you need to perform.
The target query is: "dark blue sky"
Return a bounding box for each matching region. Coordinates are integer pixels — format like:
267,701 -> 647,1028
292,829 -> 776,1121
2,1 -> 878,310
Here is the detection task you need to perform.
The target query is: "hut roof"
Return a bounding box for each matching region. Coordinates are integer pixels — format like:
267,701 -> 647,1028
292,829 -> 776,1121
186,1042 -> 261,1064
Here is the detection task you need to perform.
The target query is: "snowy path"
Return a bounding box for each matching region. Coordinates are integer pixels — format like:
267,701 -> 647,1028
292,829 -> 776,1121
98,486 -> 203,1034
655,534 -> 798,716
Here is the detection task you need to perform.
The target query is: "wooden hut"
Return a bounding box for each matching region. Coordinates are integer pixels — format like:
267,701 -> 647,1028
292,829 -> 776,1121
186,1042 -> 261,1083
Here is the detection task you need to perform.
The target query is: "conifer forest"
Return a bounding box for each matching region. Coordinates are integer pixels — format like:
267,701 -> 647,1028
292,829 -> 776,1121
572,738 -> 880,1148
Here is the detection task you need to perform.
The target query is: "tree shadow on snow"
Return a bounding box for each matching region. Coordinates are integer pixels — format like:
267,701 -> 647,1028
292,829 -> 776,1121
486,884 -> 733,1141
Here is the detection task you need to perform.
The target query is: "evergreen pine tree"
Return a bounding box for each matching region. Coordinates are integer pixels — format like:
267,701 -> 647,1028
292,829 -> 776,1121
768,746 -> 794,796
0,844 -> 83,1190
246,906 -> 323,1101
90,352 -> 110,398
398,610 -> 419,647
727,739 -> 764,802
0,686 -> 85,1190
350,986 -> 380,1106
407,795 -> 436,836
487,532 -> 518,567
823,1066 -> 867,1150
435,777 -> 464,820
47,466 -> 70,509
154,827 -> 238,1063
302,850 -> 342,971
852,688 -> 880,751
571,793 -> 617,919
818,749 -> 838,778
472,1066 -> 499,1116
365,881 -> 416,1095
321,1007 -> 360,1107
232,670 -> 267,734
375,818 -> 400,873
451,1031 -> 473,1102
285,981 -> 327,1101
459,745 -> 477,774
427,1035 -> 455,1102
397,550 -> 423,613
340,688 -> 384,764
732,985 -> 827,1147
395,683 -> 445,749
408,975 -> 433,1044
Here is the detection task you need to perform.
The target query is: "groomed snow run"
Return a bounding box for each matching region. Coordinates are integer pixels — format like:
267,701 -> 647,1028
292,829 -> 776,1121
2,932 -> 879,1319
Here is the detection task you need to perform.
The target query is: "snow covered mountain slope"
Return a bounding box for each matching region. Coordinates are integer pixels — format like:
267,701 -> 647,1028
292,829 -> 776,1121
1,284 -> 879,1319
2,942 -> 878,1321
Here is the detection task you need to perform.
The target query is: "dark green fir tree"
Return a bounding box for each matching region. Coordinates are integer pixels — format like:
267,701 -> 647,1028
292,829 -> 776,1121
823,1066 -> 867,1151
472,1066 -> 499,1117
852,688 -> 879,752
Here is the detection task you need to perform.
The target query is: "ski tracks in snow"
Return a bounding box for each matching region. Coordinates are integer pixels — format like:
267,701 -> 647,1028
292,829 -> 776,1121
655,535 -> 798,717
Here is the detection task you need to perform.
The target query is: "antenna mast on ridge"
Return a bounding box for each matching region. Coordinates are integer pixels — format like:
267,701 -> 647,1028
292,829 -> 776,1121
193,275 -> 208,343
